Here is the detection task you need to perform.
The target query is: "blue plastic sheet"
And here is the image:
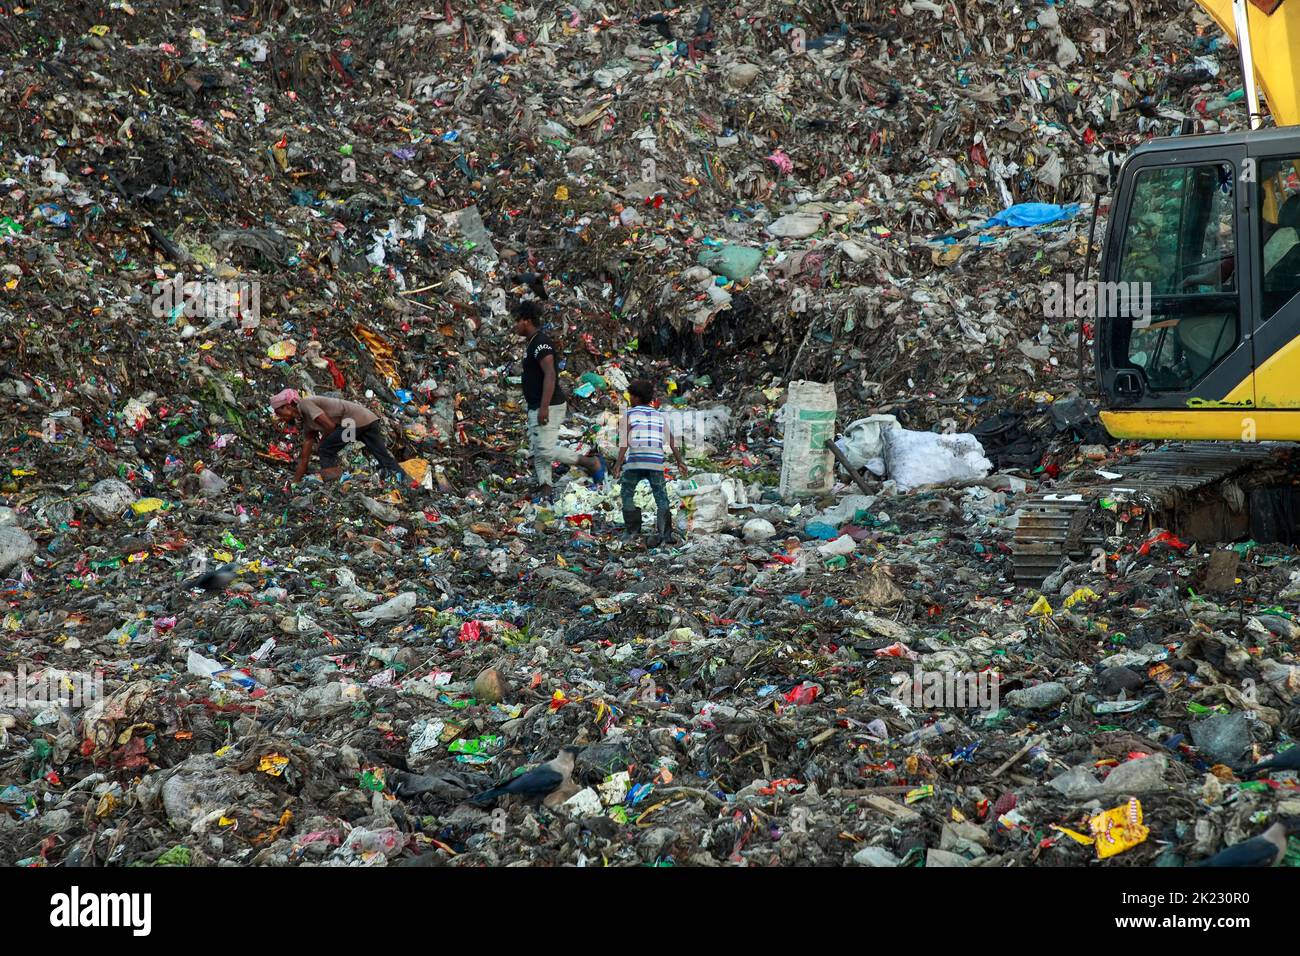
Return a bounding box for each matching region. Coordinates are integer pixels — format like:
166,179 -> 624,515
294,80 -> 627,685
984,202 -> 1082,228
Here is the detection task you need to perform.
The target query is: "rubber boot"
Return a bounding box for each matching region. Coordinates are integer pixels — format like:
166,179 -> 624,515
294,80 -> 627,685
654,509 -> 677,547
621,506 -> 642,544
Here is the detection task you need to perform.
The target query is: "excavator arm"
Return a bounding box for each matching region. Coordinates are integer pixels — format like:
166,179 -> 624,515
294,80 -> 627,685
1198,0 -> 1300,127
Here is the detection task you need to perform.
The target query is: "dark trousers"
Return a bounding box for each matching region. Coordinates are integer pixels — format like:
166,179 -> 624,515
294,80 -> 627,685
620,469 -> 670,514
318,420 -> 403,475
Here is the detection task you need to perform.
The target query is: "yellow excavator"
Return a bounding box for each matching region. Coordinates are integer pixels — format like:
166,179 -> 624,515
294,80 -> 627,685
1097,0 -> 1300,439
1015,0 -> 1300,584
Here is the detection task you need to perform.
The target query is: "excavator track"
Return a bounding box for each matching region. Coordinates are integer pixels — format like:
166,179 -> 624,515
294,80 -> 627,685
1012,443 -> 1290,587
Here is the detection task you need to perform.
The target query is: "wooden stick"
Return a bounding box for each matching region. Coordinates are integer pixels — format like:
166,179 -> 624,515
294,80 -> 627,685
991,734 -> 1044,779
824,438 -> 875,498
829,785 -> 914,797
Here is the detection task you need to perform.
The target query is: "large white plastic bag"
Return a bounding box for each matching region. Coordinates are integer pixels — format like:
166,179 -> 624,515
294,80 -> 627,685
884,427 -> 992,492
837,414 -> 899,469
0,526 -> 36,571
673,474 -> 747,532
778,381 -> 837,500
84,478 -> 136,521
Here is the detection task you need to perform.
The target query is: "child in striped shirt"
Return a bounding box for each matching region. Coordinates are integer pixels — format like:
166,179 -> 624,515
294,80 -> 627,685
614,379 -> 689,546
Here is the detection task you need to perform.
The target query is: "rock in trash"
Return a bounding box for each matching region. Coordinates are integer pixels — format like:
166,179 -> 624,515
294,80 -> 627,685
852,845 -> 902,867
84,479 -> 136,521
1101,755 -> 1169,794
356,592 -> 418,626
1097,666 -> 1147,697
1005,682 -> 1069,710
1192,714 -> 1252,768
925,848 -> 972,867
0,526 -> 36,571
473,668 -> 511,704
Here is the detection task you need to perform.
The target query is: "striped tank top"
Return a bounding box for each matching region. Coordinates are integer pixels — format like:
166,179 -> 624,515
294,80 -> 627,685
625,405 -> 667,471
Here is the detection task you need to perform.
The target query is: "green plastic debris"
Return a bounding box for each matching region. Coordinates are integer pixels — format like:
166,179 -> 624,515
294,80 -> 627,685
1286,837 -> 1300,867
153,845 -> 192,866
448,734 -> 502,756
979,708 -> 1011,727
358,769 -> 386,791
697,244 -> 762,280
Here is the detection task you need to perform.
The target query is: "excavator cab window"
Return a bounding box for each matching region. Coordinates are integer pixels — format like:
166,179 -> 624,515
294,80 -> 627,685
1113,162 -> 1237,391
1259,158 -> 1300,321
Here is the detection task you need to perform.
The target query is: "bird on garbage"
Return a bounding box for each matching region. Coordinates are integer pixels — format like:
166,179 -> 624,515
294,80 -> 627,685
1194,823 -> 1289,867
1122,96 -> 1185,123
470,746 -> 582,806
386,768 -> 493,802
510,271 -> 549,301
184,561 -> 237,592
639,12 -> 674,40
691,7 -> 713,52
1245,746 -> 1300,778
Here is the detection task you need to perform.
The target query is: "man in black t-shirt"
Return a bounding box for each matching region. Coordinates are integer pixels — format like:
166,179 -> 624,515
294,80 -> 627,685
513,300 -> 605,495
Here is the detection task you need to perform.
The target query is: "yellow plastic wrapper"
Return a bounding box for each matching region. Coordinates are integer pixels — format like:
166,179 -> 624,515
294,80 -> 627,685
258,753 -> 290,776
1089,798 -> 1149,859
399,458 -> 430,484
351,323 -> 401,389
1050,824 -> 1095,846
267,340 -> 297,360
1028,595 -> 1053,616
130,497 -> 166,514
1063,587 -> 1100,609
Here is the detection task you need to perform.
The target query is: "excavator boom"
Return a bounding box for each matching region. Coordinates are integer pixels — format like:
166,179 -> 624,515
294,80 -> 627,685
1199,0 -> 1300,127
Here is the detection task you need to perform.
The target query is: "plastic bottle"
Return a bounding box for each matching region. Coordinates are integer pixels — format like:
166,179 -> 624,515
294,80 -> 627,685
900,722 -> 955,745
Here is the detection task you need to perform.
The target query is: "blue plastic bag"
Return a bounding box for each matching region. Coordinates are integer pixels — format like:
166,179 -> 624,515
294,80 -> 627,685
984,202 -> 1082,228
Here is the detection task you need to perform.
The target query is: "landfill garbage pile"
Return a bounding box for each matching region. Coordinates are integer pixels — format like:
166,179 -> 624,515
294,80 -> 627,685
5,0 -> 1300,869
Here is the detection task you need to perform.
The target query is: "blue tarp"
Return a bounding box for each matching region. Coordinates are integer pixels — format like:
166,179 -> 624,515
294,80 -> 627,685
984,202 -> 1083,228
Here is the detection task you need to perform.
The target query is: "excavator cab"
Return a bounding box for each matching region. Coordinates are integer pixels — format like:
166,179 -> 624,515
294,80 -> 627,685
1095,0 -> 1300,440
1096,132 -> 1300,439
